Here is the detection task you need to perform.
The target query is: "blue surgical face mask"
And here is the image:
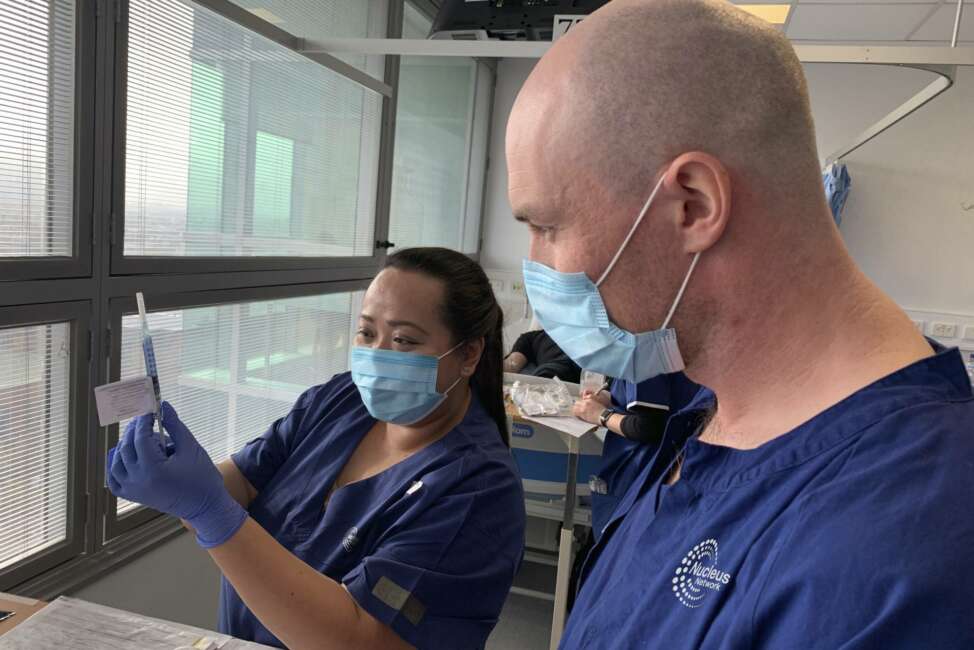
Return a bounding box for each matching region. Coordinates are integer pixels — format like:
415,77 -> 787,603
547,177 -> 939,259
522,174 -> 702,383
351,342 -> 464,425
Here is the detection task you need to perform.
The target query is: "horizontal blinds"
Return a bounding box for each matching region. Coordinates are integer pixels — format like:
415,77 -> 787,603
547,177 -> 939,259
0,0 -> 75,257
123,0 -> 381,258
117,292 -> 357,514
0,321 -> 70,570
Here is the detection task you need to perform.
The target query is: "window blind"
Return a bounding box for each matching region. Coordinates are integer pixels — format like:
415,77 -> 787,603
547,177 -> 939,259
123,0 -> 381,258
0,321 -> 70,570
0,0 -> 75,257
117,292 -> 358,514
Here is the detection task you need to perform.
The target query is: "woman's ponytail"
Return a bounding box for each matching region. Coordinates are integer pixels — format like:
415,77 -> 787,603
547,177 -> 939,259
471,304 -> 509,446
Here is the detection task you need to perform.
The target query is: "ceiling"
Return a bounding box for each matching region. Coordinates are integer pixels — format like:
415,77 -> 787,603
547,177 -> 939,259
739,0 -> 972,43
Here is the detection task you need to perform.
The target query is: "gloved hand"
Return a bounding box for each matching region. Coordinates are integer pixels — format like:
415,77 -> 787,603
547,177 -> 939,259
107,401 -> 247,548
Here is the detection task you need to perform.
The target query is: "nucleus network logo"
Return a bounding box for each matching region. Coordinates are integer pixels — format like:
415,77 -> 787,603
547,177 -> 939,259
672,538 -> 733,608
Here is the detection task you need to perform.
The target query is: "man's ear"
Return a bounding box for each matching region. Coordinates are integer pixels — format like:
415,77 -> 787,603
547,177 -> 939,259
662,151 -> 732,254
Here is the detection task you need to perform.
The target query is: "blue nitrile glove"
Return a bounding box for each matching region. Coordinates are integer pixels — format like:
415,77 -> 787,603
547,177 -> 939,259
107,433 -> 173,471
107,401 -> 247,548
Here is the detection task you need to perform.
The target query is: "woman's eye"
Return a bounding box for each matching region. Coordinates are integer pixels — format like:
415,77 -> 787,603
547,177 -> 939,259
393,336 -> 416,346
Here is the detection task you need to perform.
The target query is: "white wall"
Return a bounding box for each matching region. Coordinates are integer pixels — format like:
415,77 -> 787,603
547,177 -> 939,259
71,532 -> 222,630
481,59 -> 536,272
481,59 -> 974,321
806,64 -> 974,315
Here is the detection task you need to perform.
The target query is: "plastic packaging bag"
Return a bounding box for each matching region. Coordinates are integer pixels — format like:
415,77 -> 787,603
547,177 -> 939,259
509,378 -> 574,417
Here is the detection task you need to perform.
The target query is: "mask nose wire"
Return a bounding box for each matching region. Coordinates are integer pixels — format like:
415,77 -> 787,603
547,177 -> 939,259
595,174 -> 667,288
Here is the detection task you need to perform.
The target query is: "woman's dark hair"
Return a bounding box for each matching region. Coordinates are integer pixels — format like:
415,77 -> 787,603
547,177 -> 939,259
384,247 -> 509,446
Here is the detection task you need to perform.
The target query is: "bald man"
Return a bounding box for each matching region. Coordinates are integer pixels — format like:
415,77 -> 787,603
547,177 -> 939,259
508,0 -> 974,648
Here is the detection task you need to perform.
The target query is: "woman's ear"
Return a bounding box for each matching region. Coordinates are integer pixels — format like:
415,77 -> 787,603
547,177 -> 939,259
462,338 -> 485,376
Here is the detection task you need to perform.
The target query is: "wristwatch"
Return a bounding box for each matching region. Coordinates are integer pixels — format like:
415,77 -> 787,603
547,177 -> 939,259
598,408 -> 613,428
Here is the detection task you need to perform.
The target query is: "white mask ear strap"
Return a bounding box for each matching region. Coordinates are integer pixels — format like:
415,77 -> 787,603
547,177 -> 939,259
438,341 -> 465,360
596,174 -> 667,288
661,251 -> 702,329
443,374 -> 464,396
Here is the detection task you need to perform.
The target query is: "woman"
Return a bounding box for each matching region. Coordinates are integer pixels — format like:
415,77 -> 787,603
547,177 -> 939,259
108,248 -> 527,650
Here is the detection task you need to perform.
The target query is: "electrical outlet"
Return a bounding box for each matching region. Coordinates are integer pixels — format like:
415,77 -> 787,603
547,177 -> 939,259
912,320 -> 926,333
964,326 -> 974,342
930,322 -> 958,339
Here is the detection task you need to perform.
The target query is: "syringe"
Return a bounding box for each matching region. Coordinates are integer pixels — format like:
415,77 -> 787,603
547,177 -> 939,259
136,292 -> 164,441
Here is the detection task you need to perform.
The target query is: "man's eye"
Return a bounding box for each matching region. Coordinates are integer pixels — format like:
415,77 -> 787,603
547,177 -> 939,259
357,329 -> 374,338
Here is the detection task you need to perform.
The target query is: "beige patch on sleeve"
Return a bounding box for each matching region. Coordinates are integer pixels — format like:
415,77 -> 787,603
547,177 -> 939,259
372,576 -> 427,627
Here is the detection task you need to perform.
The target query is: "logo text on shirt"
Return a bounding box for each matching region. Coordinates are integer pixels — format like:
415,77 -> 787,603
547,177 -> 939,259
672,538 -> 733,608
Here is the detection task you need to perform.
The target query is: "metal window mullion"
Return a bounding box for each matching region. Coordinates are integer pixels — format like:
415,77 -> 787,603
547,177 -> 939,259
456,60 -> 479,251
189,0 -> 391,98
371,0 -> 404,257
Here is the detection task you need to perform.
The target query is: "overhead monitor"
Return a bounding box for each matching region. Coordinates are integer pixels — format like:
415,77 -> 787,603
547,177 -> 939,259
430,0 -> 610,42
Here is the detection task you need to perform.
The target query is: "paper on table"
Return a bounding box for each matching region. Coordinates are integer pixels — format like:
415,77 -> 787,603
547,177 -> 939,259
93,376 -> 158,427
0,597 -> 273,650
523,415 -> 597,438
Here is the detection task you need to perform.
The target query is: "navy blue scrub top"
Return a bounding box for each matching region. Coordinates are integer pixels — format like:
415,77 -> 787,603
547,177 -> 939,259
222,373 -> 526,649
563,345 -> 974,649
590,373 -> 701,537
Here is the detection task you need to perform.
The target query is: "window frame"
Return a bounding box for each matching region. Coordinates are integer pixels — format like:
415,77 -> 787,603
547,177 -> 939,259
107,0 -> 393,276
101,279 -> 369,540
387,0 -> 494,256
0,301 -> 91,591
0,0 -> 493,599
1,0 -> 94,282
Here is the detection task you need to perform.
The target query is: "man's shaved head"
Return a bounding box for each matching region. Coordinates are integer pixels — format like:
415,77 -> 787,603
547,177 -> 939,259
508,0 -> 844,372
511,0 -> 824,213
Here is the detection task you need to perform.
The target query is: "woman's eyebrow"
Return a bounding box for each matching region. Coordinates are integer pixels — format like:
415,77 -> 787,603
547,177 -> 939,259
386,320 -> 430,336
359,314 -> 430,337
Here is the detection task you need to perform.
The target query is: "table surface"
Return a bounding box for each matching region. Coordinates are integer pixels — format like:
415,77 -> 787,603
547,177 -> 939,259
0,593 -> 48,637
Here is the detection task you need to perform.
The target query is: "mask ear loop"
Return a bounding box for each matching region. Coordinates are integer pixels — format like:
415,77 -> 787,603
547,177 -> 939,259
661,251 -> 702,329
437,340 -> 465,359
437,340 -> 468,396
595,174 -> 668,288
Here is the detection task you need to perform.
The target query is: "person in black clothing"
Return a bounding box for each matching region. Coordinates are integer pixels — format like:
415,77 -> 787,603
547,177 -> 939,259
571,385 -> 669,445
504,326 -> 581,383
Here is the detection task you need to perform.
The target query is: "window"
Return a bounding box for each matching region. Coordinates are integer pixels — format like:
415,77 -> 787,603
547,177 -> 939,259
123,0 -> 382,257
0,0 -> 75,257
230,0 -> 388,76
115,292 -> 359,514
1,0 -> 495,596
0,321 -> 71,571
388,2 -> 492,253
